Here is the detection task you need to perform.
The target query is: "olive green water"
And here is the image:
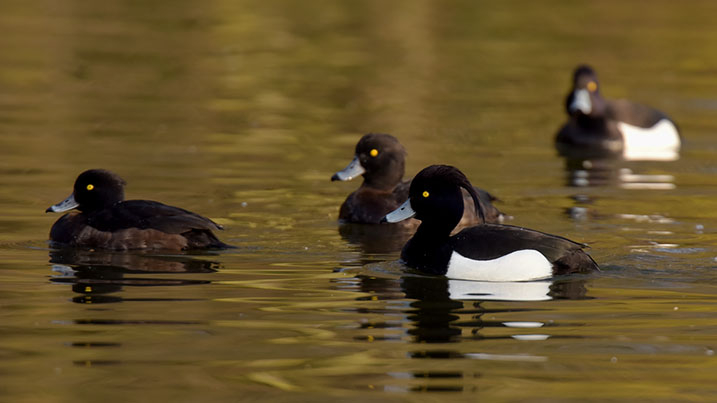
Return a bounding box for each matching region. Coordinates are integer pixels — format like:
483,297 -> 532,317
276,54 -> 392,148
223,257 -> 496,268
2,0 -> 717,401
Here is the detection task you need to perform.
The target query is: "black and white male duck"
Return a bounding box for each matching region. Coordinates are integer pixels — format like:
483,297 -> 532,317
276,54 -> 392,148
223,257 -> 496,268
332,133 -> 506,226
556,65 -> 681,161
382,165 -> 599,281
46,169 -> 231,250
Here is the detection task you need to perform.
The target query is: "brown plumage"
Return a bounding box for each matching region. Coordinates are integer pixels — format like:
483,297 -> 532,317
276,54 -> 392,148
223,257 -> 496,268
47,169 -> 232,251
333,133 -> 506,227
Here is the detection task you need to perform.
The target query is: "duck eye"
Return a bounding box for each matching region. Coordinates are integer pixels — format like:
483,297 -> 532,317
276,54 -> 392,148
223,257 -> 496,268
587,81 -> 597,92
422,191 -> 429,198
86,184 -> 94,191
370,149 -> 379,157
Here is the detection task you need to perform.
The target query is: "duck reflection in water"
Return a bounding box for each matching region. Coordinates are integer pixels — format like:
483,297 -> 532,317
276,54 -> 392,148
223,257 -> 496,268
345,272 -> 589,345
340,272 -> 589,392
49,249 -> 219,304
562,156 -> 677,190
562,153 -> 678,221
338,222 -> 415,257
400,274 -> 589,344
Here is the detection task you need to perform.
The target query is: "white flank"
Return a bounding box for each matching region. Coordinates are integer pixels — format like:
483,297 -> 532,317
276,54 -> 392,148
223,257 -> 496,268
447,279 -> 552,301
445,249 -> 553,282
619,119 -> 680,161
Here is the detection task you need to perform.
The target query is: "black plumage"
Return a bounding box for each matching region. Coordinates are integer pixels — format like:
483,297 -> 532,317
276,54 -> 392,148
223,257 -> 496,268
47,169 -> 231,250
556,65 -> 680,157
384,165 -> 599,278
332,133 -> 505,226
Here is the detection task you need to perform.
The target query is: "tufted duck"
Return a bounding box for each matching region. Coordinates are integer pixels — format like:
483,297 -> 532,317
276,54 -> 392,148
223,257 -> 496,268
556,65 -> 680,161
382,165 -> 599,281
46,169 -> 231,250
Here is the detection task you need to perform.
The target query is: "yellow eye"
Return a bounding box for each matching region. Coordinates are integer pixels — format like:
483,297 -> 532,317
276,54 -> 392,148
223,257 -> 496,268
370,149 -> 379,157
422,191 -> 429,198
587,81 -> 597,92
86,184 -> 94,191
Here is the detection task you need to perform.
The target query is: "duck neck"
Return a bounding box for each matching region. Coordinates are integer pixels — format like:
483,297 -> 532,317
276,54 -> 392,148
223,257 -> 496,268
576,113 -> 608,130
415,219 -> 455,240
79,198 -> 122,213
401,202 -> 462,275
402,222 -> 455,275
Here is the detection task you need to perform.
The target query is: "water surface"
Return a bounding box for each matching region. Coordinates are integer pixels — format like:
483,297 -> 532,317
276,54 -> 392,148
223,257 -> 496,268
2,0 -> 717,401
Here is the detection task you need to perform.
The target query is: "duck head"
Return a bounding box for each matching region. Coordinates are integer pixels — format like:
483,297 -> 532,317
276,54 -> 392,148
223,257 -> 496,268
566,65 -> 607,119
331,133 -> 407,190
46,169 -> 126,213
382,165 -> 484,231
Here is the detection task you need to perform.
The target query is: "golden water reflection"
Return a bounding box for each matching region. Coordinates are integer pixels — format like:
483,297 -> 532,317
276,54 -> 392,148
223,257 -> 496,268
2,0 -> 717,400
49,249 -> 219,303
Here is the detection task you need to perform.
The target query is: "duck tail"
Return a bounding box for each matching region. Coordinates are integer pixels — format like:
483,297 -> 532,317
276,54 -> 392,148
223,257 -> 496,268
554,249 -> 600,274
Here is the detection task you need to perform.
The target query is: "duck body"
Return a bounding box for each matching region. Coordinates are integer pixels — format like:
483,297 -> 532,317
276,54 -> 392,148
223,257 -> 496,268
403,223 -> 597,281
556,65 -> 680,161
333,133 -> 505,226
383,165 -> 598,281
338,180 -> 412,224
47,169 -> 231,251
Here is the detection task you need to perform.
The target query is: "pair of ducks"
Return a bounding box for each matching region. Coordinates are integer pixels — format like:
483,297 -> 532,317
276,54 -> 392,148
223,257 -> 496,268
47,66 -> 680,282
331,134 -> 597,282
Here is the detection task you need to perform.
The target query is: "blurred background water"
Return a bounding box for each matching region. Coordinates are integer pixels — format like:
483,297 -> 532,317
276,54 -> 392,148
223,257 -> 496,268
2,0 -> 717,401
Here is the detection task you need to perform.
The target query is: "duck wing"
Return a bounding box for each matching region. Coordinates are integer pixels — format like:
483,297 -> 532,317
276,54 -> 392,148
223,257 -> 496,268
607,99 -> 669,128
88,200 -> 223,234
392,180 -> 411,203
451,224 -> 598,273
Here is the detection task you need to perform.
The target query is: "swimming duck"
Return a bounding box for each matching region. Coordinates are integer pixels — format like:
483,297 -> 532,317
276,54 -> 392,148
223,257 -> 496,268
556,65 -> 680,160
382,165 -> 599,281
332,133 -> 505,225
46,169 -> 231,250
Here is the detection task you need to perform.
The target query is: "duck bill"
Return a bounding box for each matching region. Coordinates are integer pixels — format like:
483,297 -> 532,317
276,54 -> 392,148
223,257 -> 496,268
569,88 -> 592,115
331,156 -> 366,181
381,199 -> 416,223
46,193 -> 79,213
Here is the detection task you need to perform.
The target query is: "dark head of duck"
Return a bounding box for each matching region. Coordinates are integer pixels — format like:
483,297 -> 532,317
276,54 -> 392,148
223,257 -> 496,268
566,64 -> 608,125
406,165 -> 485,233
46,169 -> 126,213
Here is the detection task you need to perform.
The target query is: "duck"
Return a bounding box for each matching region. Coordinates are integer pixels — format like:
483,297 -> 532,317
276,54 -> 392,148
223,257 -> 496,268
331,133 -> 506,226
46,169 -> 232,250
381,165 -> 599,281
556,65 -> 681,161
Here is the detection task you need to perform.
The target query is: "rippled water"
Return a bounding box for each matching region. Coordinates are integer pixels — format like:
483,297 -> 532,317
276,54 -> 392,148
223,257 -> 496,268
2,0 -> 717,401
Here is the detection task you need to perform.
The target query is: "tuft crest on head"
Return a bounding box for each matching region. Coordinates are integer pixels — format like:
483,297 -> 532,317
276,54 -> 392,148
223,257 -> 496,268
572,65 -> 600,91
573,64 -> 597,81
413,165 -> 485,222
